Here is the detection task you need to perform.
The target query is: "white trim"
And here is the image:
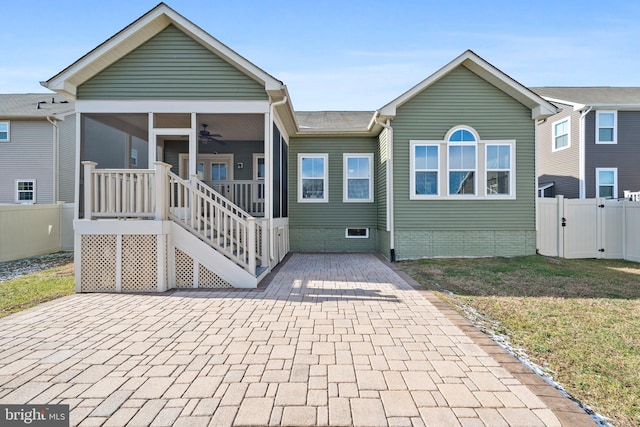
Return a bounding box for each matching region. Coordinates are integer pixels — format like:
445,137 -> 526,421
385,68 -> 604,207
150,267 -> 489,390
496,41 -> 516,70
596,110 -> 617,144
343,153 -> 374,203
297,153 -> 328,203
15,179 -> 36,204
551,116 -> 571,152
345,228 -> 369,239
410,141 -> 440,199
0,121 -> 9,142
409,128 -> 516,200
75,100 -> 270,114
485,142 -> 516,199
596,167 -> 618,199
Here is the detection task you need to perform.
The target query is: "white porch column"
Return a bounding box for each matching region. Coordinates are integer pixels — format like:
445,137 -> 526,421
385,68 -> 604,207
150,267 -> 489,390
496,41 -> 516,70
154,162 -> 171,220
82,161 -> 97,220
247,217 -> 257,275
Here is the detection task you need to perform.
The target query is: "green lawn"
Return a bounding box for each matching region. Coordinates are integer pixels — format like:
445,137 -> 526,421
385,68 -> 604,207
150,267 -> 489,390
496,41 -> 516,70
399,256 -> 640,427
0,262 -> 75,318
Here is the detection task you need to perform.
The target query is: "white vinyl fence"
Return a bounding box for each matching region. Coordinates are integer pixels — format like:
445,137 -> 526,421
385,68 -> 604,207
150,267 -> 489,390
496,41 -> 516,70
538,196 -> 640,262
0,202 -> 74,262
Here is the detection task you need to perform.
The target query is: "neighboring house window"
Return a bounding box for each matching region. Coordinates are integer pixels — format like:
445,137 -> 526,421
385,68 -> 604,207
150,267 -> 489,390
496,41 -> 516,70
596,111 -> 617,144
298,154 -> 328,202
411,143 -> 439,196
130,148 -> 138,167
448,128 -> 477,195
552,117 -> 570,151
410,126 -> 516,199
596,168 -> 617,199
15,179 -> 36,203
0,121 -> 9,142
344,154 -> 373,202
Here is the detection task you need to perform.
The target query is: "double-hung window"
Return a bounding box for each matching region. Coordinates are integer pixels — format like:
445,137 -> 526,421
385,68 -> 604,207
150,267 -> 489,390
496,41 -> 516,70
16,179 -> 36,203
344,154 -> 373,202
552,117 -> 570,151
596,111 -> 617,144
298,154 -> 328,202
411,143 -> 439,196
448,129 -> 477,195
0,121 -> 9,142
596,168 -> 617,199
486,144 -> 512,196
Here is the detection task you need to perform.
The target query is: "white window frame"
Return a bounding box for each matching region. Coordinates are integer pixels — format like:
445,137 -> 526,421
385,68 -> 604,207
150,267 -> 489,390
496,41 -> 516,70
410,142 -> 440,199
0,121 -> 9,142
253,153 -> 265,180
552,117 -> 571,151
345,228 -> 369,238
485,143 -> 515,198
343,153 -> 373,203
15,179 -> 36,203
298,153 -> 328,203
447,127 -> 478,197
596,167 -> 618,199
596,111 -> 617,144
409,126 -> 516,200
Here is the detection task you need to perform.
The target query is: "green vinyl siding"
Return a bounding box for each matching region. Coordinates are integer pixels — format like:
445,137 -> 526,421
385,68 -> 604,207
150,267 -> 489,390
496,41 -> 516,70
78,25 -> 267,100
289,136 -> 378,252
393,66 -> 536,232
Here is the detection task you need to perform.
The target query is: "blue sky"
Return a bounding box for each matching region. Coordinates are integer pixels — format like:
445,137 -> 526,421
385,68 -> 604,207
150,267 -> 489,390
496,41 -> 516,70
3,0 -> 640,110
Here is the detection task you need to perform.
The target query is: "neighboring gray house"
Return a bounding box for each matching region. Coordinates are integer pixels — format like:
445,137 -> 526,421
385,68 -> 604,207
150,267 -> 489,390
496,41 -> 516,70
532,87 -> 640,199
0,94 -> 75,204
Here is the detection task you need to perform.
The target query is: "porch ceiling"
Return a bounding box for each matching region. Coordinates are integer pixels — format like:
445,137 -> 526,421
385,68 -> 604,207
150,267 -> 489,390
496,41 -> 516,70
197,114 -> 264,141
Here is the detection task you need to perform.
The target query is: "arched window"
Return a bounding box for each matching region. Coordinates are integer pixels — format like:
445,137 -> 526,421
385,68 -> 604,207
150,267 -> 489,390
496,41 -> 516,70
447,126 -> 478,195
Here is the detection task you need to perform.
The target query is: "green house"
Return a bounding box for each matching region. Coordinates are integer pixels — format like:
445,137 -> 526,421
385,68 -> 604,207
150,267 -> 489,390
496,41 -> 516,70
43,3 -> 557,291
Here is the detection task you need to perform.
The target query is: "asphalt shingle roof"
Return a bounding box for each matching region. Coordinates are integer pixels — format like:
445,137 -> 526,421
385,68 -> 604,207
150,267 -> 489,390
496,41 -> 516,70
0,93 -> 74,118
295,111 -> 375,132
530,87 -> 640,105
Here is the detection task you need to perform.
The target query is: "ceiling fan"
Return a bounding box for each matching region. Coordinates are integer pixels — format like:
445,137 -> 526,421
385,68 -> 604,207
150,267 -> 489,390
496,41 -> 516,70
198,124 -> 225,144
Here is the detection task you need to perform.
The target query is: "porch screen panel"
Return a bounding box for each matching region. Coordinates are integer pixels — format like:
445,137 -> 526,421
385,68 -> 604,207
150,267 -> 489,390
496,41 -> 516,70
273,126 -> 281,218
281,139 -> 288,217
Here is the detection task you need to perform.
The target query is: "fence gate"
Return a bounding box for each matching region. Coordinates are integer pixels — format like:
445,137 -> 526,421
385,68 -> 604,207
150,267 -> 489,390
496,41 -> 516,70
537,196 -> 628,259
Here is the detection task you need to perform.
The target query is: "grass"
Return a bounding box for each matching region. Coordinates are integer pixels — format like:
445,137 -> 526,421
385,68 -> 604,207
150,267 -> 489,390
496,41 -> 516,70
0,262 -> 75,318
399,255 -> 640,427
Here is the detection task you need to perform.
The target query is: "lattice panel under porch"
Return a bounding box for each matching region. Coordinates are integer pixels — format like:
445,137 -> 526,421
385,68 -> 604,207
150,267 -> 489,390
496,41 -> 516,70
175,248 -> 194,288
121,235 -> 157,292
198,263 -> 232,288
80,235 -> 117,292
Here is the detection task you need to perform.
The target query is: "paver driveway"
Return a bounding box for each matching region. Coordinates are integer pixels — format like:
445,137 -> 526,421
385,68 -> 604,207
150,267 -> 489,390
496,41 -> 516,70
0,253 -> 590,426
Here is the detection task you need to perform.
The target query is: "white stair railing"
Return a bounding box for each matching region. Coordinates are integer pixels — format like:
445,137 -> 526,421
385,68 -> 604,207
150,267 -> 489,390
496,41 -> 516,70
168,172 -> 263,274
203,180 -> 265,215
82,162 -> 264,276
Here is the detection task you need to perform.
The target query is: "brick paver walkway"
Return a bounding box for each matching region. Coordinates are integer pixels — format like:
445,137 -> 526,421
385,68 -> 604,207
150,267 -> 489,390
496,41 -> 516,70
0,253 -> 591,426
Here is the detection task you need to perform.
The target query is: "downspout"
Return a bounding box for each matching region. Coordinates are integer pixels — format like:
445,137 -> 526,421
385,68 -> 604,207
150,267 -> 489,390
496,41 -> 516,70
47,115 -> 59,202
579,106 -> 593,198
374,112 -> 395,262
268,96 -> 288,262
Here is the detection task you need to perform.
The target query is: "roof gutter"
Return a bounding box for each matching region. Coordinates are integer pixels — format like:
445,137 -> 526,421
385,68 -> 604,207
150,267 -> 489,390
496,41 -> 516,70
46,115 -> 60,203
373,111 -> 396,262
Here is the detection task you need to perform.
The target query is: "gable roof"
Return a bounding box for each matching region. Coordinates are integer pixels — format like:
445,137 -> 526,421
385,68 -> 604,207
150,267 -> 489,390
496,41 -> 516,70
530,87 -> 640,110
379,50 -> 558,120
0,94 -> 74,119
42,3 -> 285,100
